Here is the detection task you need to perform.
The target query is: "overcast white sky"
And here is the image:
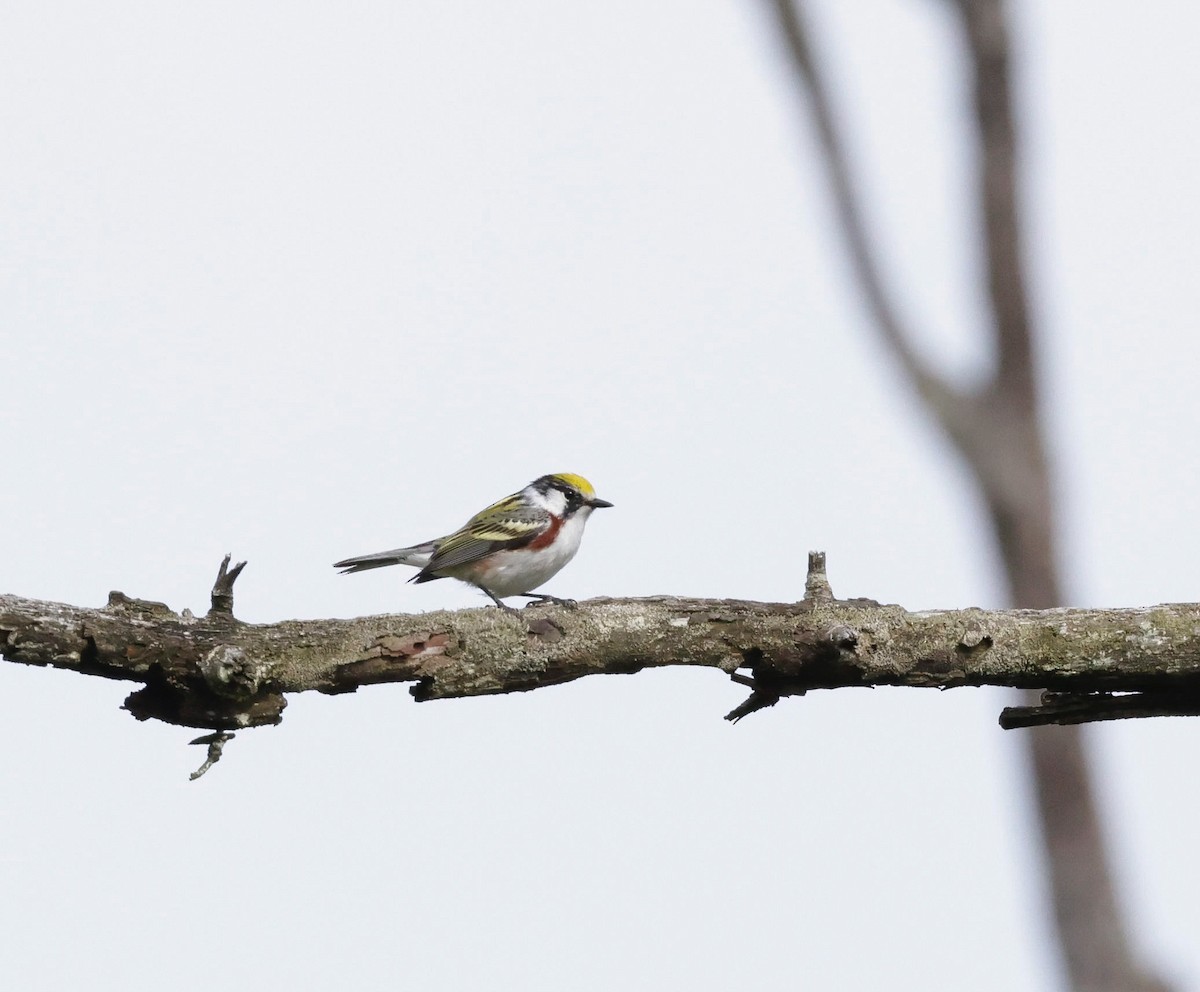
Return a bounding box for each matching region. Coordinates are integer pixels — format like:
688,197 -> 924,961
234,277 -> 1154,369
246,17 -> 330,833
2,2 -> 1198,990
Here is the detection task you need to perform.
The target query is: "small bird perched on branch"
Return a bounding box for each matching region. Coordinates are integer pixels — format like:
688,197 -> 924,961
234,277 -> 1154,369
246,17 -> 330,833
334,473 -> 613,609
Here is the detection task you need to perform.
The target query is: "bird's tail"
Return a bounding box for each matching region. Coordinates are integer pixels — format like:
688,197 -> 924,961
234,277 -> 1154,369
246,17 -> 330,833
333,541 -> 437,574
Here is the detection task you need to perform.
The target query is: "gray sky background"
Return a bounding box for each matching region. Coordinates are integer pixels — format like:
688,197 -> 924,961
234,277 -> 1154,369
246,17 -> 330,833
2,2 -> 1197,989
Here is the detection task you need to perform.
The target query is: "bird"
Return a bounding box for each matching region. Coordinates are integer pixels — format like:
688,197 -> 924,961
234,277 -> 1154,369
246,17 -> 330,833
333,473 -> 613,610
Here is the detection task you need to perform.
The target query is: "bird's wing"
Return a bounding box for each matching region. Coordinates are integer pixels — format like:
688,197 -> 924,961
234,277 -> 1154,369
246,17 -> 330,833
422,496 -> 550,573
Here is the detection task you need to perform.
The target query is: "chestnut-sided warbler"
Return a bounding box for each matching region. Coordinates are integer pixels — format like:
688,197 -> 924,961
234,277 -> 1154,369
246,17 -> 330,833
334,473 -> 613,609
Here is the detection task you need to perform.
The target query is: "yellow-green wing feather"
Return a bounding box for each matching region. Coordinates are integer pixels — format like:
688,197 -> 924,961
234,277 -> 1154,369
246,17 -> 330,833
424,495 -> 549,573
463,494 -> 548,541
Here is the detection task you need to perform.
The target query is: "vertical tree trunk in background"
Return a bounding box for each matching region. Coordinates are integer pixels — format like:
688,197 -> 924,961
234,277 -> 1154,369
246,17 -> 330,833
765,0 -> 1171,988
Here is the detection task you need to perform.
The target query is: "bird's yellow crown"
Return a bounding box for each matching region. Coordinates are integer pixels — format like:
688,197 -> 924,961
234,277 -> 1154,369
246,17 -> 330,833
546,473 -> 597,498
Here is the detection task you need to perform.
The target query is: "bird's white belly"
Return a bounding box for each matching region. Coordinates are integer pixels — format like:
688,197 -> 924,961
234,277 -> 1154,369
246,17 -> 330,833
470,512 -> 589,596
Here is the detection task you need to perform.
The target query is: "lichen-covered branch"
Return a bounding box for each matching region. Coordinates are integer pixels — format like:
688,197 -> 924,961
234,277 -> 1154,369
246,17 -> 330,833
2,555 -> 1198,733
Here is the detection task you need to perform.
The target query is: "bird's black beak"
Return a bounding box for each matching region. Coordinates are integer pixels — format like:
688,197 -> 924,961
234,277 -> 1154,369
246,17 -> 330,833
588,497 -> 614,509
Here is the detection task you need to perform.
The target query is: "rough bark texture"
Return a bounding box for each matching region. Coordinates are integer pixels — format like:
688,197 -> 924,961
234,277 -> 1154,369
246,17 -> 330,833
4,558 -> 1199,733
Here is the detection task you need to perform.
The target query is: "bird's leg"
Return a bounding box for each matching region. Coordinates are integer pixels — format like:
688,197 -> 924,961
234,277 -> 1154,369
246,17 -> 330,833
482,588 -> 522,614
516,593 -> 578,609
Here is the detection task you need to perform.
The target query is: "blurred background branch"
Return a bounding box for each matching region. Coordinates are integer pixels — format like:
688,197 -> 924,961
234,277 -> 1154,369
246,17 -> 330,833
765,0 -> 1171,988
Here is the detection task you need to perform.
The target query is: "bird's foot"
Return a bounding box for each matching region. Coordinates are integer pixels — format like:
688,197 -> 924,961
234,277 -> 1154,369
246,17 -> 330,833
519,594 -> 577,609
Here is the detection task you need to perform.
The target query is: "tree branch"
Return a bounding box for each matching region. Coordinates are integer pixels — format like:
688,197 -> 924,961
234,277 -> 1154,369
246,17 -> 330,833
210,554 -> 247,617
765,0 -> 966,422
4,555 -> 1199,733
951,0 -> 1036,399
1001,690 -> 1200,729
762,4 -> 1170,988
